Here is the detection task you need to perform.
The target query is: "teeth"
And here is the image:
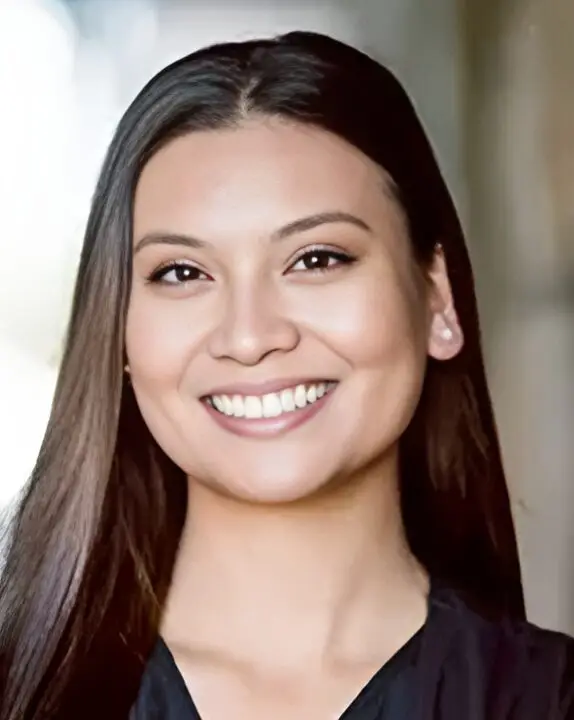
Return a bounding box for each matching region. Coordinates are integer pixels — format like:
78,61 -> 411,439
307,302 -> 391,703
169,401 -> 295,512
244,396 -> 262,419
231,395 -> 244,417
294,384 -> 307,409
222,396 -> 234,416
262,393 -> 283,418
280,388 -> 296,413
208,382 -> 334,419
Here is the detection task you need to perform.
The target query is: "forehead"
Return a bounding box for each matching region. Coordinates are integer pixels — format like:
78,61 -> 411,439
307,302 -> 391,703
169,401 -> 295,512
133,120 -> 396,238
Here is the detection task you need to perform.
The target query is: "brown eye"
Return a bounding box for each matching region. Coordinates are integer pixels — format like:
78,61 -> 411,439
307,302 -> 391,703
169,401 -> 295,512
148,262 -> 209,285
288,249 -> 355,273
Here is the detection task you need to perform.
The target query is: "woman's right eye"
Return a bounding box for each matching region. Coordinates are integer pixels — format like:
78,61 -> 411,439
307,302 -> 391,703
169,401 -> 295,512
147,262 -> 210,285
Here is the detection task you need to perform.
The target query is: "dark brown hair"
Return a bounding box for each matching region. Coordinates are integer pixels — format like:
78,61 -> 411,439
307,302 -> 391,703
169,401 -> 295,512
0,31 -> 524,719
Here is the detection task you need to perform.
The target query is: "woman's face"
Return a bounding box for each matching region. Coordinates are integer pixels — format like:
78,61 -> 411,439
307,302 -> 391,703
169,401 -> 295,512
126,119 -> 462,503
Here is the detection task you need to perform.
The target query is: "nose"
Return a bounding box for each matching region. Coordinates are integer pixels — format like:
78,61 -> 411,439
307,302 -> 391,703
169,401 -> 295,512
207,281 -> 300,366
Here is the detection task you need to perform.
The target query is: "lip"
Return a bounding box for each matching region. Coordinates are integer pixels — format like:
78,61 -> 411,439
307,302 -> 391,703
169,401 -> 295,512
201,382 -> 338,439
201,377 -> 336,399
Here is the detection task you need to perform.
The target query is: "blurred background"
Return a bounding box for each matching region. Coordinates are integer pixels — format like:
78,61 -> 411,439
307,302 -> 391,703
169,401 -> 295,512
0,0 -> 572,632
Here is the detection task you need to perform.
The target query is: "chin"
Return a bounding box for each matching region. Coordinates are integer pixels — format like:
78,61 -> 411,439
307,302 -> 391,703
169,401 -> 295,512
204,465 -> 330,506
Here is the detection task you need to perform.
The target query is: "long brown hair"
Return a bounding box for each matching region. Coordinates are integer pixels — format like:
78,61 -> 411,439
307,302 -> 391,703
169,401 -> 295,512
0,31 -> 524,719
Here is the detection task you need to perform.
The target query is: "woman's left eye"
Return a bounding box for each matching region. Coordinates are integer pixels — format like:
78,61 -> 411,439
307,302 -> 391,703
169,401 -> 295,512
287,249 -> 356,273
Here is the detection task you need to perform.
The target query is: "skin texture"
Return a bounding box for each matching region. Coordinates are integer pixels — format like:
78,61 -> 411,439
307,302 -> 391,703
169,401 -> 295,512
126,119 -> 463,719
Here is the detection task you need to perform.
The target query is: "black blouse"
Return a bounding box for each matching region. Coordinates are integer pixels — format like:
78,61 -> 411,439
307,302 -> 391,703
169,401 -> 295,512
131,585 -> 574,719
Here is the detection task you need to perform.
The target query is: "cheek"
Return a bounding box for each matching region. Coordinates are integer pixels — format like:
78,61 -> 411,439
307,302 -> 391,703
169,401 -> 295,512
125,291 -> 205,383
294,270 -> 427,371
304,272 -> 428,449
124,294 -> 205,467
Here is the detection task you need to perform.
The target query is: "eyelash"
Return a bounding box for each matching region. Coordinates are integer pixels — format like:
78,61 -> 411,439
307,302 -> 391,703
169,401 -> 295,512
289,247 -> 357,274
146,263 -> 210,286
146,246 -> 357,286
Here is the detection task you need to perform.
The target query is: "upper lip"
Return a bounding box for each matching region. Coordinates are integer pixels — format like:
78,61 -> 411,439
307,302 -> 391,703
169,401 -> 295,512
202,378 -> 336,398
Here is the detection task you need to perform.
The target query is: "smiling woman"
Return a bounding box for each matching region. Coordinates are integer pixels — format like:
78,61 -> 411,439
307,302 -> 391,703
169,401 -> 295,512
127,121 -> 441,505
0,31 -> 572,720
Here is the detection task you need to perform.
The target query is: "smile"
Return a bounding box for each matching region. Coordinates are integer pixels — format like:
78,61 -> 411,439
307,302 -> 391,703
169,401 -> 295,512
206,381 -> 337,419
202,380 -> 338,439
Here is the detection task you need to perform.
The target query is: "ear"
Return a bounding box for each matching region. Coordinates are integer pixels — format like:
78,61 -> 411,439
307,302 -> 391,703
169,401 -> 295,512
426,245 -> 464,361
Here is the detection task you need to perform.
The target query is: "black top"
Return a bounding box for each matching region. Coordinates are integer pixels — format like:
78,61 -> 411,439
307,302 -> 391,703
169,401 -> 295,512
131,585 -> 574,719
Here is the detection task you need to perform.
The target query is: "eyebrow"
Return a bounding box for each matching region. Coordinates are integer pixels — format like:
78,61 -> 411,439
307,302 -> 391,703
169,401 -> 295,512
271,211 -> 373,241
133,211 -> 373,254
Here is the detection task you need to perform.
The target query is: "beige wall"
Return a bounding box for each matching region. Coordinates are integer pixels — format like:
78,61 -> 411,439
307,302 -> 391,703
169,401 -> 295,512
462,0 -> 574,632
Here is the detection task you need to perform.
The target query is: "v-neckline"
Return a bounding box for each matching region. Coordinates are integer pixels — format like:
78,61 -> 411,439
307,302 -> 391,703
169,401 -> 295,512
158,606 -> 427,719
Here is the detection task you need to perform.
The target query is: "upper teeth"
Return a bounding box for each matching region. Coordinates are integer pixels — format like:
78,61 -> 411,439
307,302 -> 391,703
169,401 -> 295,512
208,382 -> 334,419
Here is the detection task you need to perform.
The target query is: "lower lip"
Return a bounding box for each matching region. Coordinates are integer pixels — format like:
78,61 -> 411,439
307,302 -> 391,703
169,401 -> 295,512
202,388 -> 337,439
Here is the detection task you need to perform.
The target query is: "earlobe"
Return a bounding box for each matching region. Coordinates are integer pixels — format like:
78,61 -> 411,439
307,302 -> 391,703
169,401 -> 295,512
426,245 -> 464,360
428,312 -> 463,361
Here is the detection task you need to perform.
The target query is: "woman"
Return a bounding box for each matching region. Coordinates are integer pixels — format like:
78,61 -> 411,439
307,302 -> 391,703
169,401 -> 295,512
0,30 -> 572,720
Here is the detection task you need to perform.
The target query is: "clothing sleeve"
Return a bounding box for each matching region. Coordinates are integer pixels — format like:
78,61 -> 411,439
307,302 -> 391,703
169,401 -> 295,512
505,621 -> 574,720
558,641 -> 574,719
417,589 -> 574,720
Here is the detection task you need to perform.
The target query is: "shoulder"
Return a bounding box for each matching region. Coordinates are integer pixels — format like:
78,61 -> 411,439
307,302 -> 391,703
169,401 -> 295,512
423,586 -> 574,719
131,640 -> 194,719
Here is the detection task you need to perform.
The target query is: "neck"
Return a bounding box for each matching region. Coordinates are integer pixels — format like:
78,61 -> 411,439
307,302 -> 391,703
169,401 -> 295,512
162,454 -> 428,669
